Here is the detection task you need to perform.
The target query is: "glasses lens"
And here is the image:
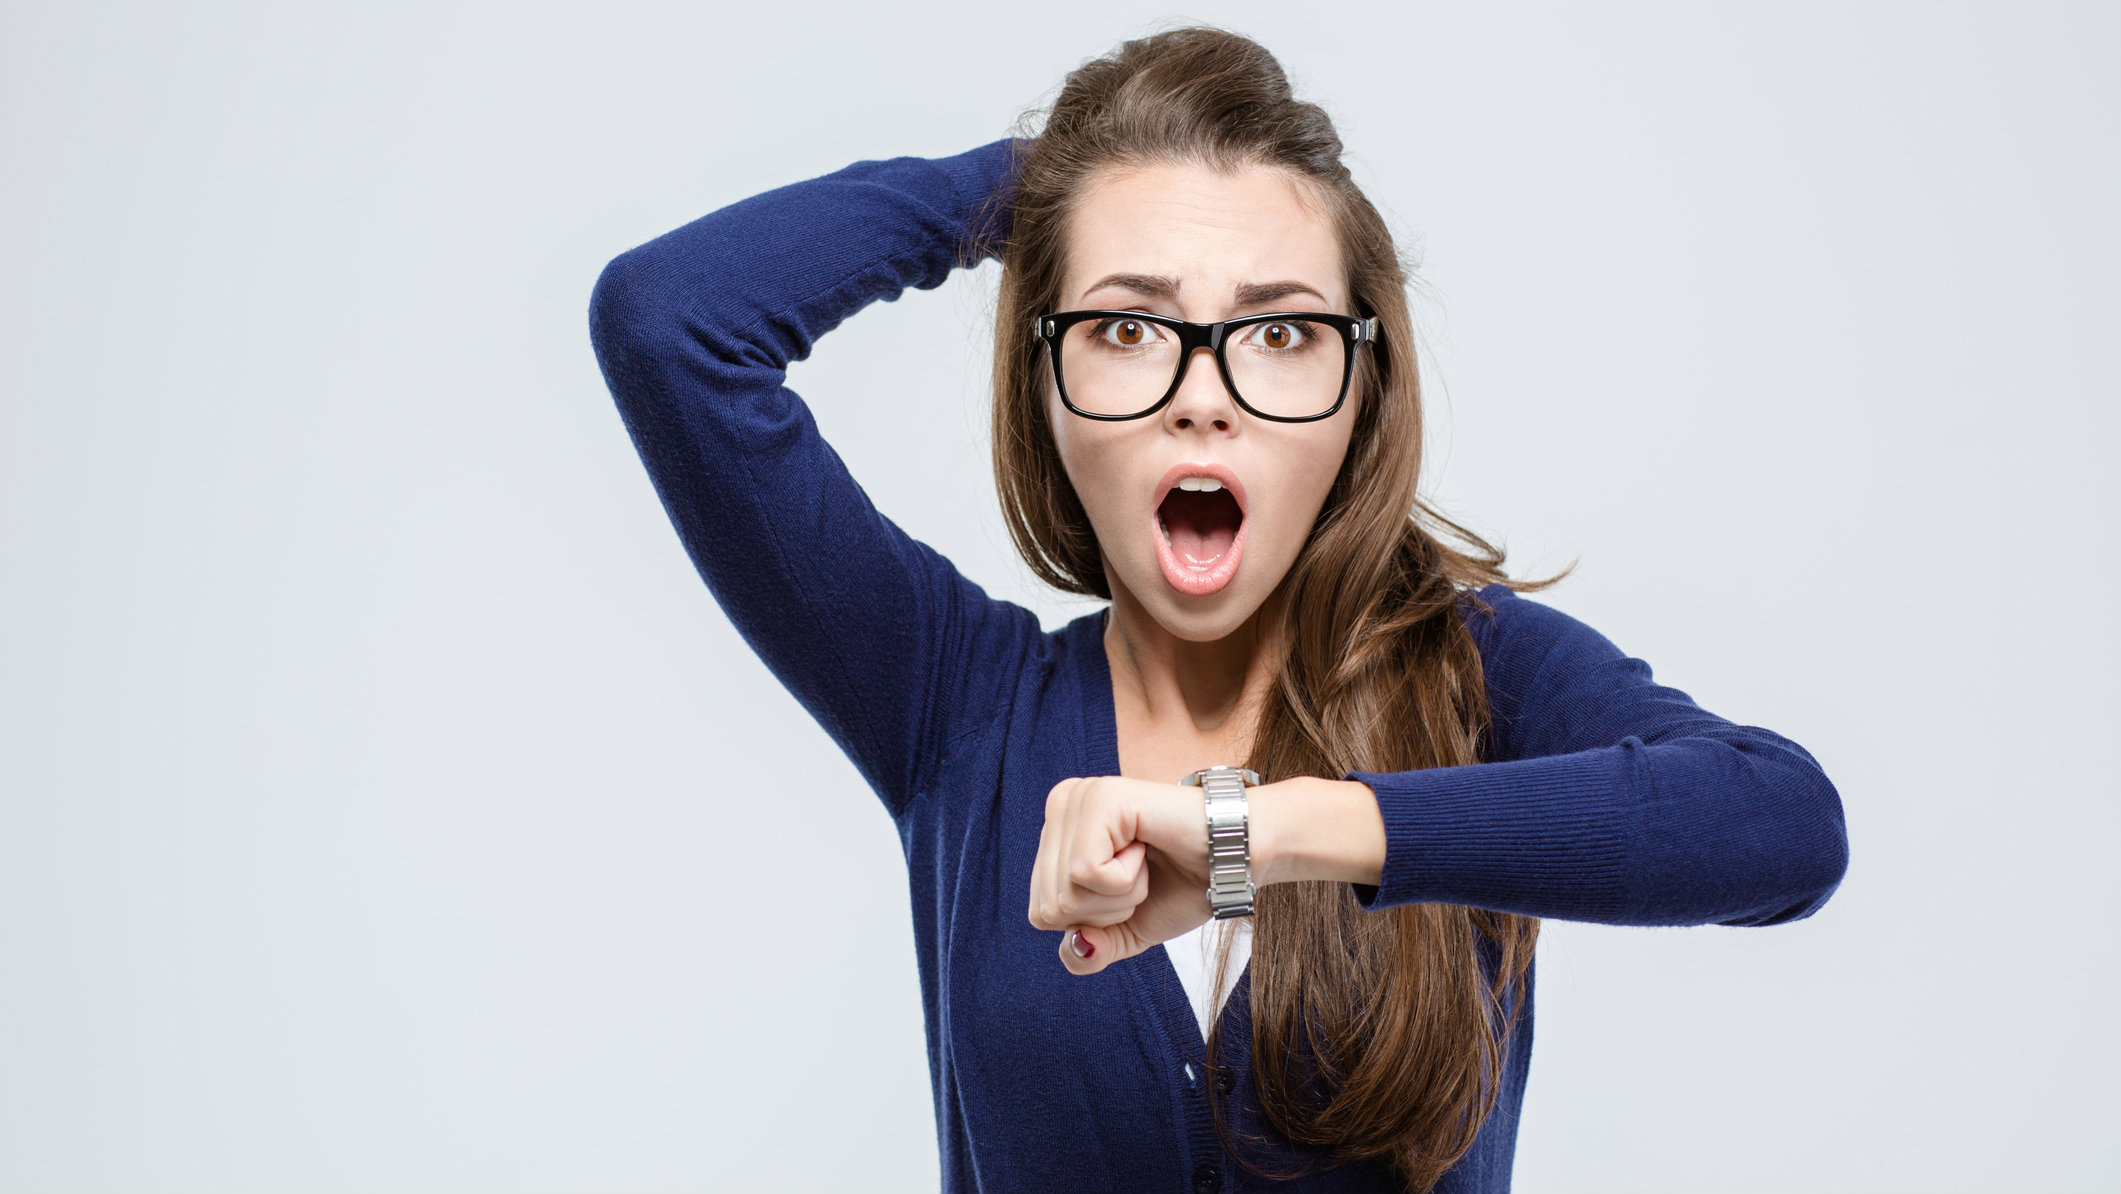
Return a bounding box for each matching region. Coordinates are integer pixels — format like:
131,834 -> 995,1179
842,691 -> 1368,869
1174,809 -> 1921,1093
1057,316 -> 1181,417
1223,318 -> 1347,419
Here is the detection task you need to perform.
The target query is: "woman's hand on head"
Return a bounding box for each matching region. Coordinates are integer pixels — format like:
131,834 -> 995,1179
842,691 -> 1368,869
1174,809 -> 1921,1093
1027,775 -> 1213,976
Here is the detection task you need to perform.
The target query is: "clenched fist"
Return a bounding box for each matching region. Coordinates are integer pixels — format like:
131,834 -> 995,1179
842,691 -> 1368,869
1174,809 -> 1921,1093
1026,773 -> 1389,975
1026,775 -> 1218,975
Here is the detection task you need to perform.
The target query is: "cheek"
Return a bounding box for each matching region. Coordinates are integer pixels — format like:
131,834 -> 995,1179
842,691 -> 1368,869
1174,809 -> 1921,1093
1049,409 -> 1128,519
1303,426 -> 1357,495
1257,427 -> 1357,550
1048,398 -> 1090,493
1290,416 -> 1356,484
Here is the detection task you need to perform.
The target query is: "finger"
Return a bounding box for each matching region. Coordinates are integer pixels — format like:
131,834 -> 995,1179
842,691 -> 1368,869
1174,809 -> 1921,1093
1068,837 -> 1147,900
1027,814 -> 1056,929
1066,806 -> 1142,898
1030,778 -> 1078,931
1053,776 -> 1098,926
1057,900 -> 1141,929
1055,848 -> 1150,925
1028,779 -> 1066,929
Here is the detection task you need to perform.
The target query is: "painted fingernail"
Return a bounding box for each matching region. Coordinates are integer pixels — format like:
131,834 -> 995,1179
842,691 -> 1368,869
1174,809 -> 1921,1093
1069,931 -> 1095,959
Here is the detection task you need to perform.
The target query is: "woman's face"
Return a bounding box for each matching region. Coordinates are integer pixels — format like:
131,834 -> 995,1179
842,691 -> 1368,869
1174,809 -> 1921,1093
1050,160 -> 1360,643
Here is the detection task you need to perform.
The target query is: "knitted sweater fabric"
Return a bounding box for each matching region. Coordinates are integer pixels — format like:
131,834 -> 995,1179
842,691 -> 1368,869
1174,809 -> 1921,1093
586,139 -> 1849,1193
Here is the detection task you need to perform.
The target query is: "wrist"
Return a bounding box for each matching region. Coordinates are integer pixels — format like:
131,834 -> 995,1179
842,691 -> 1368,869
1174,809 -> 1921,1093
935,138 -> 1022,254
1251,777 -> 1386,888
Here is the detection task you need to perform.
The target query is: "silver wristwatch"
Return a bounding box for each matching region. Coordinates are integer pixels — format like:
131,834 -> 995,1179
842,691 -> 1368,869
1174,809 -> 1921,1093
1181,765 -> 1261,919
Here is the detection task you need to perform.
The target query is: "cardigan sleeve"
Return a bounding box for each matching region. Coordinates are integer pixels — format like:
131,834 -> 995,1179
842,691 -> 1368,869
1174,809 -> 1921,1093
1347,586 -> 1849,927
586,141 -> 1037,819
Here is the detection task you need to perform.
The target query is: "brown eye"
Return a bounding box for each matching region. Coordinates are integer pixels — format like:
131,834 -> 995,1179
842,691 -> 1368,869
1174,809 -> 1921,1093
1115,320 -> 1144,346
1246,321 -> 1310,352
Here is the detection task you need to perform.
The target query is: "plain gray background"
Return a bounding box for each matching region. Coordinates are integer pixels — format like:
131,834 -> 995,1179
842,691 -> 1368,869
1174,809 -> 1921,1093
3,2 -> 2115,1190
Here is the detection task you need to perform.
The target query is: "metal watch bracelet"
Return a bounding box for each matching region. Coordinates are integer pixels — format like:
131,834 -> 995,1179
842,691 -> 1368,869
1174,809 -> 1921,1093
1181,764 -> 1261,919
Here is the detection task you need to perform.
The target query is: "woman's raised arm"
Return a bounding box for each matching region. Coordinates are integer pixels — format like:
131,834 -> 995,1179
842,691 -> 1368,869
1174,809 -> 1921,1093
587,142 -> 1034,819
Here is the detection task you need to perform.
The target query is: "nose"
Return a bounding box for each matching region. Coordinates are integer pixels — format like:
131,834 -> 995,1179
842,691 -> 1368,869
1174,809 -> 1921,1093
1162,344 -> 1239,433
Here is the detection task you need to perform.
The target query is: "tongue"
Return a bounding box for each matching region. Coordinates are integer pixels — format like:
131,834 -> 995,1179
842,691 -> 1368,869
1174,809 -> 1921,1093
1160,490 -> 1241,566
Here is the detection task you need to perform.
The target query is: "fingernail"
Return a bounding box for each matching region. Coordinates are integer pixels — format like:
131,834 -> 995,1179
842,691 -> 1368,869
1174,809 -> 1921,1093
1069,931 -> 1095,959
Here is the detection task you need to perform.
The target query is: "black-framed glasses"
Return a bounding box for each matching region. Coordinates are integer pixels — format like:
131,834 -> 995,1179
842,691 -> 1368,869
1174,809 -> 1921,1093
1033,309 -> 1379,423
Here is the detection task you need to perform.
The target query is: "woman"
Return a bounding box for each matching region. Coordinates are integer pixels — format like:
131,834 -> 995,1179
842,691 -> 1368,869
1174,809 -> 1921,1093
588,26 -> 1847,1194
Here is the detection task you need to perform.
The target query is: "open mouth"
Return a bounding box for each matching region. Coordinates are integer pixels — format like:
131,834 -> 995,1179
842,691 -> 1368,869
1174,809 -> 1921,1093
1151,465 -> 1248,597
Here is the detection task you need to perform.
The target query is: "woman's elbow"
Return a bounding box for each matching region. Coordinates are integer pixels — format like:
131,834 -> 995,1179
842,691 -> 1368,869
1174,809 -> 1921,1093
1727,765 -> 1850,927
588,246 -> 669,377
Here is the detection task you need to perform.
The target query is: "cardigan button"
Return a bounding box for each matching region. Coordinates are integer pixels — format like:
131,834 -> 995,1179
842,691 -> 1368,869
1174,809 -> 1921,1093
1192,1165 -> 1221,1194
1215,1070 -> 1236,1096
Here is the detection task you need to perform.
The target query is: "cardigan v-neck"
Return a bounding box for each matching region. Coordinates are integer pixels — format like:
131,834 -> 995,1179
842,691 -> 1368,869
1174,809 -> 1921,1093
1164,918 -> 1254,1045
588,138 -> 1849,1192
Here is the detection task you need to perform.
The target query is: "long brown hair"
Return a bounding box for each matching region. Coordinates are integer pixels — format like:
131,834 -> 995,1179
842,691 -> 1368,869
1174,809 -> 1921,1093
976,27 -> 1547,1191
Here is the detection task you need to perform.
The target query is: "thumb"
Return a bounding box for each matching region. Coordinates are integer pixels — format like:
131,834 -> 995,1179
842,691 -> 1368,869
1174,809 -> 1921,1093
1059,921 -> 1146,977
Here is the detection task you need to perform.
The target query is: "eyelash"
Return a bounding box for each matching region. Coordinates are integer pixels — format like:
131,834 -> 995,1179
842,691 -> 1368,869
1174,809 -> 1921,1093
1242,321 -> 1313,352
1090,317 -> 1159,341
1087,317 -> 1319,347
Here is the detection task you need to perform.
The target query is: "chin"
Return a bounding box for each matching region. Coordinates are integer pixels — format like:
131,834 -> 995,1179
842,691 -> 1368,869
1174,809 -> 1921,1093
1112,560 -> 1275,644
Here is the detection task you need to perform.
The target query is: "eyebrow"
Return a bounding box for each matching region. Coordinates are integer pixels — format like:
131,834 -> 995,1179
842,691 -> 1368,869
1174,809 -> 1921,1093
1080,273 -> 1330,308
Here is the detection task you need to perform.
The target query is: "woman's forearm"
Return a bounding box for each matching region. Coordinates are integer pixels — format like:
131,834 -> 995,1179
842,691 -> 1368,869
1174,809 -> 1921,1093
590,141 -> 1017,385
1252,777 -> 1387,887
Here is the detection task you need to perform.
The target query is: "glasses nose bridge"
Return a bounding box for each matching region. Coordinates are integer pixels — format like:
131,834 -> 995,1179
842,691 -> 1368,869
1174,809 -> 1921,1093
1166,319 -> 1239,414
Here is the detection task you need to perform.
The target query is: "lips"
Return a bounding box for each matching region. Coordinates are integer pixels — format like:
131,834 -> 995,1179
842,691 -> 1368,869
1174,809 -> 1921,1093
1151,462 -> 1248,596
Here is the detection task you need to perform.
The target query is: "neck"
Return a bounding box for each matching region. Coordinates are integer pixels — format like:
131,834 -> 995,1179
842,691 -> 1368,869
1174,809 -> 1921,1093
1103,572 -> 1282,758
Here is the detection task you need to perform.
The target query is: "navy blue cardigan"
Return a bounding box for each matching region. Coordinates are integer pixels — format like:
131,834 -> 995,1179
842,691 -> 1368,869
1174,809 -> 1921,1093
587,139 -> 1849,1193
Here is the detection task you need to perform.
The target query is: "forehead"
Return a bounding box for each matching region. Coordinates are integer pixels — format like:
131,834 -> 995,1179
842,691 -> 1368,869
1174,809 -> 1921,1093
1062,160 -> 1344,309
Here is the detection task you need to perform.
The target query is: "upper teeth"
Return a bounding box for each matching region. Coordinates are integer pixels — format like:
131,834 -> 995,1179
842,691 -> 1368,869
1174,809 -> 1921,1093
1176,477 -> 1224,492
